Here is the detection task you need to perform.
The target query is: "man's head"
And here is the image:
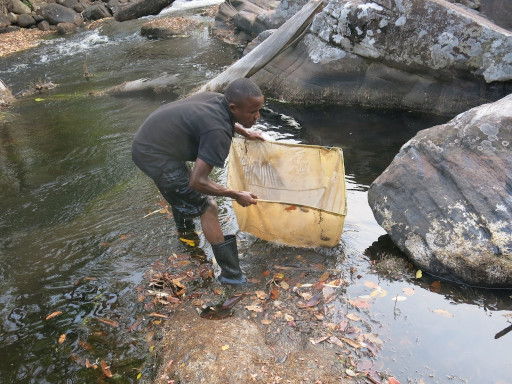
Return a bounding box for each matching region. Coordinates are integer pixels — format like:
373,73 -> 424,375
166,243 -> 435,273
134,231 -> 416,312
225,78 -> 264,128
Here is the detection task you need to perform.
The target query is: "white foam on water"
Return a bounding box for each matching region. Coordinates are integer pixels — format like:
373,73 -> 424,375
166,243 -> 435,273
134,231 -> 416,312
160,0 -> 224,14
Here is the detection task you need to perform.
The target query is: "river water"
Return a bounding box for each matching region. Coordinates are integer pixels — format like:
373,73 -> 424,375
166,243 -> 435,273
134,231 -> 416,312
0,2 -> 511,383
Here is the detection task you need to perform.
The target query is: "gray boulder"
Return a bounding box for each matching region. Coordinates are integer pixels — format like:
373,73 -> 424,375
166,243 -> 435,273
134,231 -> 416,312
108,0 -> 175,22
83,3 -> 112,21
9,0 -> 32,14
61,0 -> 85,13
0,14 -> 11,28
41,3 -> 81,25
56,21 -> 77,34
17,13 -> 36,27
368,94 -> 512,287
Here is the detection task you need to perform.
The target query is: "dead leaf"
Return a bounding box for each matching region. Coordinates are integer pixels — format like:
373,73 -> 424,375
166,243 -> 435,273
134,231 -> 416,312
415,269 -> 422,279
309,335 -> 329,344
285,205 -> 297,211
100,360 -> 113,378
346,313 -> 361,322
363,333 -> 383,345
388,377 -> 401,384
221,344 -> 229,351
391,296 -> 407,302
280,281 -> 289,290
346,369 -> 358,377
262,270 -> 271,277
78,340 -> 94,351
98,318 -> 119,327
179,238 -> 195,247
261,319 -> 272,325
433,309 -> 454,318
245,305 -> 263,312
149,312 -> 168,319
46,311 -> 62,320
318,271 -> 330,282
348,300 -> 371,309
273,273 -> 285,282
341,337 -> 362,349
364,281 -> 379,289
324,279 -> 343,287
305,294 -> 322,307
85,358 -> 97,369
58,334 -> 66,344
370,287 -> 388,298
222,294 -> 245,309
430,280 -> 442,292
402,287 -> 415,296
328,336 -> 344,348
284,314 -> 294,322
255,291 -> 267,300
270,288 -> 280,300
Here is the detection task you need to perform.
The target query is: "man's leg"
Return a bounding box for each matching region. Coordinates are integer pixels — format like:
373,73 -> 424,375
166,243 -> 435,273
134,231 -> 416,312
200,199 -> 224,245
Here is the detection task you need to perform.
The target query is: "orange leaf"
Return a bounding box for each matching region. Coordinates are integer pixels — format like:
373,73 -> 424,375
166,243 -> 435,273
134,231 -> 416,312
262,270 -> 271,277
285,205 -> 297,211
58,334 -> 66,344
100,360 -> 113,378
270,288 -> 280,300
348,300 -> 371,309
46,311 -> 62,320
388,377 -> 401,384
98,318 -> 119,327
318,271 -> 330,283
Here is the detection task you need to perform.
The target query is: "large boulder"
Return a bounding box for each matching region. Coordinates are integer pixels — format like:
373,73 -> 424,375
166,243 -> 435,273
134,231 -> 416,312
16,13 -> 36,27
8,0 -> 32,14
82,3 -> 112,21
229,0 -> 512,115
107,0 -> 175,22
368,94 -> 512,287
40,3 -> 82,25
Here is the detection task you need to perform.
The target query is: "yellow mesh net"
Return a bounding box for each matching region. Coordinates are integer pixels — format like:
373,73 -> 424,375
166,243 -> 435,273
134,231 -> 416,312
227,138 -> 347,248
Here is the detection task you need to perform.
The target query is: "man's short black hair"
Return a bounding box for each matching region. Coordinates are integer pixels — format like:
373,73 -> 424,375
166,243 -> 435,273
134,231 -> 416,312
224,78 -> 262,105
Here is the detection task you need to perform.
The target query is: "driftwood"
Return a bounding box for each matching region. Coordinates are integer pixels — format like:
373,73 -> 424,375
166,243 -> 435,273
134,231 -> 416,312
199,0 -> 323,93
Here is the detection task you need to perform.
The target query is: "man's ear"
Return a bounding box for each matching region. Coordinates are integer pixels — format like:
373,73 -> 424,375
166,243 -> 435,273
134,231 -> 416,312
228,102 -> 238,114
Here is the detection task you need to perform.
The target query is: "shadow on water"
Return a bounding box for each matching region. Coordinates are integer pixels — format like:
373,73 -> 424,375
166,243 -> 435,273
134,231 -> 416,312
0,3 -> 511,383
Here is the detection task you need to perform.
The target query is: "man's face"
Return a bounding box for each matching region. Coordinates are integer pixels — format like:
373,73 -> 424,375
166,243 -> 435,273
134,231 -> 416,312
230,95 -> 264,128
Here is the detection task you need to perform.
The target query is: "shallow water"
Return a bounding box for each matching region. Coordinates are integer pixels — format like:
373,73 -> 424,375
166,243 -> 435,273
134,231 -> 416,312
0,2 -> 511,383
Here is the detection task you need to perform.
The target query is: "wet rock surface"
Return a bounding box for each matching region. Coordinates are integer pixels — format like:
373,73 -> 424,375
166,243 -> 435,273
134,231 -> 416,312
143,238 -> 390,383
368,94 -> 512,287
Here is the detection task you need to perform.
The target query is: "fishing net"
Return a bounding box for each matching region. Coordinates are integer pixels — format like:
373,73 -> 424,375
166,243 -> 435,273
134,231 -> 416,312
227,138 -> 347,248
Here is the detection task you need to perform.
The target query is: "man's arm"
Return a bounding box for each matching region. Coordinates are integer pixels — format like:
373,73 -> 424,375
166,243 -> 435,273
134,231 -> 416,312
234,123 -> 266,141
189,158 -> 258,207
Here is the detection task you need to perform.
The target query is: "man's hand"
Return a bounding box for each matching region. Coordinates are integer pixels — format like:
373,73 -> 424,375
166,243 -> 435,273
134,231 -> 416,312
235,191 -> 258,207
234,123 -> 266,141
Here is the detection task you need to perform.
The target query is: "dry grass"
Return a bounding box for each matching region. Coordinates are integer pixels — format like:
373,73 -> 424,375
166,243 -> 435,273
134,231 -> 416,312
0,28 -> 55,57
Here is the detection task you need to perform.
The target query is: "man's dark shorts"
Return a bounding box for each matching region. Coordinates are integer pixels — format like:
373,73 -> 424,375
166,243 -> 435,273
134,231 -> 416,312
153,161 -> 210,219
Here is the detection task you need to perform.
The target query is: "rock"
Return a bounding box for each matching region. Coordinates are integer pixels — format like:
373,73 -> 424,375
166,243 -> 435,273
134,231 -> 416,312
9,0 -> 32,14
243,29 -> 275,55
0,14 -> 11,29
0,79 -> 15,107
82,3 -> 112,21
140,16 -> 201,38
61,0 -> 85,13
37,20 -> 51,31
56,21 -> 77,34
480,0 -> 512,31
17,13 -> 36,28
223,0 -> 512,115
41,3 -> 81,25
108,0 -> 175,22
368,94 -> 512,287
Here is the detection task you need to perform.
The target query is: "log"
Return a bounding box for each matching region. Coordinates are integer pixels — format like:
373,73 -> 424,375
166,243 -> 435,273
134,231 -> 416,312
199,0 -> 323,93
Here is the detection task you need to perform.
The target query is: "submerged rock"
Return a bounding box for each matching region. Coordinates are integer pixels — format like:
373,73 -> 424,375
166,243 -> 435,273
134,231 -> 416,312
100,73 -> 180,95
368,94 -> 512,287
140,16 -> 202,39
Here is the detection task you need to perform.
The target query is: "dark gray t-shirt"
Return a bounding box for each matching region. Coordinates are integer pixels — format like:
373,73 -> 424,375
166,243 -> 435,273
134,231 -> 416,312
132,92 -> 235,178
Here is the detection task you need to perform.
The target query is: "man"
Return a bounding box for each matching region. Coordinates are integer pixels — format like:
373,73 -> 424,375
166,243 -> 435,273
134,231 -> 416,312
132,78 -> 265,285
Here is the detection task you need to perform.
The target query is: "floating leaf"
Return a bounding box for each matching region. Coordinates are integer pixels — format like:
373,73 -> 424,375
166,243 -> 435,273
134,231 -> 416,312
402,287 -> 415,296
46,311 -> 62,320
430,280 -> 442,292
284,205 -> 297,211
415,270 -> 422,279
137,372 -> 142,379
346,369 -> 358,377
391,296 -> 407,302
98,318 -> 119,327
58,334 -> 66,344
341,337 -> 362,349
270,288 -> 280,300
433,309 -> 454,318
363,333 -> 383,345
370,288 -> 388,298
318,271 -> 330,282
388,377 -> 401,384
346,313 -> 361,322
329,336 -> 344,348
358,295 -> 372,300
349,300 -> 371,309
364,281 -> 379,289
221,344 -> 229,351
305,294 -> 322,307
324,279 -> 343,287
100,361 -> 113,378
35,98 -> 45,102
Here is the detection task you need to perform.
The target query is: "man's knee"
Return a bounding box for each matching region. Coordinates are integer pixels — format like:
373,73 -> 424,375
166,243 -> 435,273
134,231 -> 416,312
203,198 -> 218,216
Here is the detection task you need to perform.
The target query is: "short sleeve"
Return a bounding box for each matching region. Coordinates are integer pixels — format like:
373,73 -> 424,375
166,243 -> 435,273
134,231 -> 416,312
197,129 -> 232,167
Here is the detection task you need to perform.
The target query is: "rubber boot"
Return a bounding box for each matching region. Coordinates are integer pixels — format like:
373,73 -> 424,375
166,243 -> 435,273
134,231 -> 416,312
172,207 -> 195,234
211,235 -> 247,285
